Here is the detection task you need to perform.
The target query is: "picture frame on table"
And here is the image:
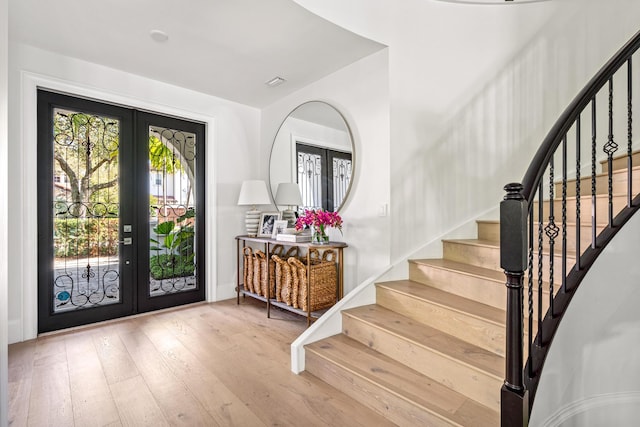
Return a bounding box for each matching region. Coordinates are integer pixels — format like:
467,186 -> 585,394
258,212 -> 281,237
271,220 -> 289,239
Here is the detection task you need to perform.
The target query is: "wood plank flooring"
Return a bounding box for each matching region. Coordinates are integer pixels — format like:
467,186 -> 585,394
8,299 -> 395,427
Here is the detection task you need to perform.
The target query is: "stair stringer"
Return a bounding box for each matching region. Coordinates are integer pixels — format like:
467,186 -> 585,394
290,205 -> 498,373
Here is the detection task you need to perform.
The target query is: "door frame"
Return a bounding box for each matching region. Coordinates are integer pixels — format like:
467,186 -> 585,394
37,92 -> 207,332
17,74 -> 217,340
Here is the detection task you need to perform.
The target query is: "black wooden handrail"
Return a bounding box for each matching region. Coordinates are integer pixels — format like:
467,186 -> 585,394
521,29 -> 640,203
501,28 -> 640,426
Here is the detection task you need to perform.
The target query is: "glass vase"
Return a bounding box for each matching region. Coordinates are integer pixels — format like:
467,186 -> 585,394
312,227 -> 330,244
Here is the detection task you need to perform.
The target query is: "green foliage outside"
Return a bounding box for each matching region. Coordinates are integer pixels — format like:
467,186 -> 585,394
149,209 -> 195,279
53,112 -> 120,211
53,218 -> 119,258
149,254 -> 195,279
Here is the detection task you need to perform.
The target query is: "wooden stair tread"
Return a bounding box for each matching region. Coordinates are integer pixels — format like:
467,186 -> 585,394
444,238 -> 577,259
343,305 -> 503,379
411,258 -> 505,282
306,334 -> 499,426
599,150 -> 640,170
545,192 -> 632,201
376,279 -> 504,325
442,238 -> 499,248
569,163 -> 640,180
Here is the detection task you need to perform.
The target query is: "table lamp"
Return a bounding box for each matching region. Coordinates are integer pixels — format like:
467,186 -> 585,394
238,180 -> 271,236
275,182 -> 303,227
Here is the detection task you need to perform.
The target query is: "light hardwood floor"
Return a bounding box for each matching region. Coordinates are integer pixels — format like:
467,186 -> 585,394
8,298 -> 395,427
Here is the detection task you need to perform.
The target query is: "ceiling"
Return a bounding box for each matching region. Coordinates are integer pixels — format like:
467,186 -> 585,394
8,0 -> 385,108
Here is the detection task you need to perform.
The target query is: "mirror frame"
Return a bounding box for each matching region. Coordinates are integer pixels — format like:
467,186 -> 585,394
268,100 -> 355,213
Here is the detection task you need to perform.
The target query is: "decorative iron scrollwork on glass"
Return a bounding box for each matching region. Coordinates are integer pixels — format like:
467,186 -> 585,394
148,127 -> 198,297
52,108 -> 121,312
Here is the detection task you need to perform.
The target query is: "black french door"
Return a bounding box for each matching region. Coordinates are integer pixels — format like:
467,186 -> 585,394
37,91 -> 205,333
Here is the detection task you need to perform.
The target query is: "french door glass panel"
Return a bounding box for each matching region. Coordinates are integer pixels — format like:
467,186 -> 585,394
52,108 -> 122,312
148,126 -> 198,297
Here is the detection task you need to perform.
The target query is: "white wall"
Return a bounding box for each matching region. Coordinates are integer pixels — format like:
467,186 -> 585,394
261,49 -> 391,291
293,0 -> 640,258
0,0 -> 9,423
7,43 -> 260,343
529,210 -> 640,427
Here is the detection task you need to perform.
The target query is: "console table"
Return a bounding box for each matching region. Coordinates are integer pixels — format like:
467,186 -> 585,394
235,235 -> 347,325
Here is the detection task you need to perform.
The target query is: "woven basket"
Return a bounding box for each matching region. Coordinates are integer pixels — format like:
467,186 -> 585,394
288,249 -> 337,312
272,254 -> 293,304
242,246 -> 254,293
253,250 -> 267,296
253,245 -> 300,298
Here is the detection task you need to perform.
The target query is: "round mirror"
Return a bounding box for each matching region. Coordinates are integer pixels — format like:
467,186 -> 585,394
269,101 -> 354,214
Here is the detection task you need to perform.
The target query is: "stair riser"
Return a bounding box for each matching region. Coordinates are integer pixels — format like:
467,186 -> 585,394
477,221 -> 499,243
600,151 -> 640,173
376,286 -> 505,356
554,166 -> 640,197
533,195 -> 628,226
478,221 -> 605,253
407,263 -> 554,322
409,262 -> 505,309
305,351 -> 455,427
443,242 -> 500,271
443,241 -> 568,283
342,313 -> 502,411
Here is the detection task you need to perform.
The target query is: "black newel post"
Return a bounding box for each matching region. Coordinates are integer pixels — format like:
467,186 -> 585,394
500,183 -> 529,426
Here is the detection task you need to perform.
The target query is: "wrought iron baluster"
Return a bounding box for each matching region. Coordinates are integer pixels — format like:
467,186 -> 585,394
537,182 -> 544,341
591,98 -> 597,248
545,159 -> 559,316
604,77 -> 618,227
575,116 -> 581,272
628,58 -> 634,208
527,208 -> 534,379
561,136 -> 567,293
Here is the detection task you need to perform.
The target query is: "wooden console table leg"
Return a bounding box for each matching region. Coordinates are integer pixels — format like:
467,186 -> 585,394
338,248 -> 344,300
236,239 -> 241,305
266,242 -> 271,319
307,250 -> 311,326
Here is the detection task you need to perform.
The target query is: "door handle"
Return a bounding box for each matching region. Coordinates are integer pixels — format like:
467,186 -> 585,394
118,237 -> 133,245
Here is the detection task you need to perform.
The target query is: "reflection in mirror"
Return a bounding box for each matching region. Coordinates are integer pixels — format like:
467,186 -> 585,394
269,101 -> 354,213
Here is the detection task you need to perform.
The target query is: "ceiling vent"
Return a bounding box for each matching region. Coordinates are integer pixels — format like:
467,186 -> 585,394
265,76 -> 286,87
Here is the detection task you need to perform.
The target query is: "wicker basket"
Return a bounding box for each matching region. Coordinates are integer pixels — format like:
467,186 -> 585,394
253,250 -> 267,296
272,254 -> 293,304
252,245 -> 300,298
242,246 -> 254,293
288,249 -> 337,312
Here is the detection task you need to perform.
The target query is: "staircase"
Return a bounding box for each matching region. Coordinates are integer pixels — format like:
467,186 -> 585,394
305,220 -> 505,426
302,150 -> 640,426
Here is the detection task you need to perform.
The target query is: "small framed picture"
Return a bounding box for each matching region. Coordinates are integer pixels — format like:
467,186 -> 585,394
258,212 -> 281,237
271,220 -> 288,239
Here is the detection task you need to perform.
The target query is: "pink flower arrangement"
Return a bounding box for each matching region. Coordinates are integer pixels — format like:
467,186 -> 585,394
295,209 -> 343,237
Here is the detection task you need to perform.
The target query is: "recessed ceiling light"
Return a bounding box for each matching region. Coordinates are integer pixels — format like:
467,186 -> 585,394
265,76 -> 286,87
150,30 -> 169,43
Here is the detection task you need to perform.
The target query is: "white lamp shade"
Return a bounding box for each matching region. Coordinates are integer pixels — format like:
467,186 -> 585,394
275,183 -> 303,206
237,180 -> 271,206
